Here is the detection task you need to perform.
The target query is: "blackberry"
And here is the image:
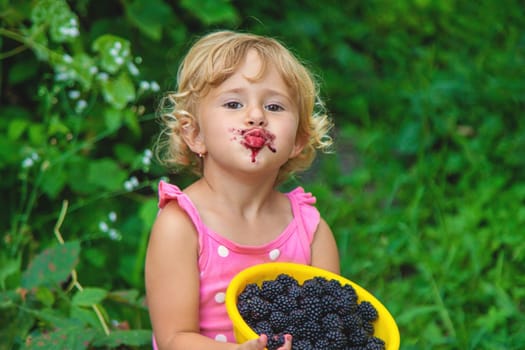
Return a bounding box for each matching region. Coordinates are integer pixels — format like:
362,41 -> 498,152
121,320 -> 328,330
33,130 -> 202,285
269,310 -> 288,333
261,279 -> 284,300
289,308 -> 307,325
272,293 -> 297,314
341,313 -> 362,333
313,338 -> 330,348
358,301 -> 378,322
325,329 -> 347,349
276,273 -> 299,291
293,339 -> 314,350
266,333 -> 285,350
365,336 -> 386,350
321,294 -> 338,314
236,273 -> 385,350
348,327 -> 368,346
321,312 -> 343,332
363,320 -> 374,336
301,278 -> 323,298
287,283 -> 302,300
296,320 -> 322,342
335,294 -> 357,315
253,320 -> 272,336
237,283 -> 260,305
246,296 -> 270,322
299,296 -> 323,319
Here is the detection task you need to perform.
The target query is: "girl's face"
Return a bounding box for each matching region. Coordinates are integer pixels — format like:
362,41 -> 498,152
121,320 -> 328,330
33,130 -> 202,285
192,49 -> 304,177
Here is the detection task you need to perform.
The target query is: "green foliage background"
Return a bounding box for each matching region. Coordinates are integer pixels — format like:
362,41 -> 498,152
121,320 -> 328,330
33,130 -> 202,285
1,0 -> 524,349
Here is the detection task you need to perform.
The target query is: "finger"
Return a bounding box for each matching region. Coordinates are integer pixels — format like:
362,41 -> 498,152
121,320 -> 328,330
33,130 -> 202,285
278,334 -> 292,350
254,334 -> 268,349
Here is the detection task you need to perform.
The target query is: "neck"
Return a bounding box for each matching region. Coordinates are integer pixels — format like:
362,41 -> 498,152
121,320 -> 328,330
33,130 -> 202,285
194,167 -> 279,217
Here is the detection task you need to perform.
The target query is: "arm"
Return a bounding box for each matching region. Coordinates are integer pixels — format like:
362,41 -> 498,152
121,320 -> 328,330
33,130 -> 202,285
310,218 -> 340,274
145,201 -> 292,350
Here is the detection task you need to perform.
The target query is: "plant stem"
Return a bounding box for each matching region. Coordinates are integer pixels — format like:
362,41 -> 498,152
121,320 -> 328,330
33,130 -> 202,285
54,200 -> 111,335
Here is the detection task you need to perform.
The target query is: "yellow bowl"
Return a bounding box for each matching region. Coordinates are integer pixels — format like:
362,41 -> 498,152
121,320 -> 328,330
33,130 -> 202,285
226,262 -> 400,350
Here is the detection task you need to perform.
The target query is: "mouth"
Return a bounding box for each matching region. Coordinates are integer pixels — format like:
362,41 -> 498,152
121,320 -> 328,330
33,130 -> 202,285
238,128 -> 276,162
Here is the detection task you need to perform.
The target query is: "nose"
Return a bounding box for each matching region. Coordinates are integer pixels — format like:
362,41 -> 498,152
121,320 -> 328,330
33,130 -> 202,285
246,105 -> 267,127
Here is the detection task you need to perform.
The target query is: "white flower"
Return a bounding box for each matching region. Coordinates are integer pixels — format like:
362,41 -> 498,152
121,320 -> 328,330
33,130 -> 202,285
127,62 -> 139,76
89,66 -> 98,74
99,221 -> 109,232
114,56 -> 124,65
22,158 -> 34,168
124,176 -> 139,191
68,90 -> 80,99
139,81 -> 150,90
55,72 -> 70,81
108,228 -> 122,241
97,72 -> 109,81
144,149 -> 153,158
142,155 -> 151,166
63,54 -> 73,63
76,99 -> 87,113
150,81 -> 160,92
108,211 -> 117,222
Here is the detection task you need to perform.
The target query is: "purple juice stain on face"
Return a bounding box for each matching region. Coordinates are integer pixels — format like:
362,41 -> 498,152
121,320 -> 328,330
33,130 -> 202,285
230,128 -> 277,163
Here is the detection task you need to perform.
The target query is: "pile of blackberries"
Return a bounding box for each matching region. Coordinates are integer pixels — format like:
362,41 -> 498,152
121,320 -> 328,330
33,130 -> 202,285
236,274 -> 386,350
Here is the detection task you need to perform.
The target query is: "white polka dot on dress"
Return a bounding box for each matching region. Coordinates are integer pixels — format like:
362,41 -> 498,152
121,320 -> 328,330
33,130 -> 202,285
269,248 -> 280,260
218,245 -> 229,257
215,292 -> 225,303
215,334 -> 227,342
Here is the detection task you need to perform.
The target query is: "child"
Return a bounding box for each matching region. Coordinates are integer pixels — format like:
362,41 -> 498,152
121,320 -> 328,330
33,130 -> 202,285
145,30 -> 340,350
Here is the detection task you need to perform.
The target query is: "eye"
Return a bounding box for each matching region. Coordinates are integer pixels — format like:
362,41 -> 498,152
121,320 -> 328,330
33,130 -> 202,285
223,101 -> 243,109
265,103 -> 284,112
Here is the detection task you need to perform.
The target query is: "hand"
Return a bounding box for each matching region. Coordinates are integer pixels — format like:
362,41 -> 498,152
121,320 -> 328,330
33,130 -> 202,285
237,334 -> 292,350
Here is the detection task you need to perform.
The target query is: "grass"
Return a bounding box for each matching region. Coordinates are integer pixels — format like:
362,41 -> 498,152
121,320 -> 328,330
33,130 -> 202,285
293,122 -> 525,349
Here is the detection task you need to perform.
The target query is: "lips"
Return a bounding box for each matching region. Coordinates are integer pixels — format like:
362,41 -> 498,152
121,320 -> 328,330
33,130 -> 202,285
243,129 -> 268,148
238,128 -> 277,163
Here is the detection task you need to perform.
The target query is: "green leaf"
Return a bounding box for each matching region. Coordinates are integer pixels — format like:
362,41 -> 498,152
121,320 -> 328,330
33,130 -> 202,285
124,0 -> 172,41
100,72 -> 136,109
92,329 -> 152,347
87,158 -> 127,191
21,241 -> 80,289
29,308 -> 83,329
21,326 -> 97,350
180,0 -> 239,25
104,107 -> 128,132
34,287 -> 55,307
40,163 -> 68,199
0,289 -> 20,309
31,0 -> 79,43
0,254 -> 20,289
70,305 -> 104,329
8,58 -> 39,84
72,287 -> 108,307
107,289 -> 140,305
7,115 -> 30,141
92,35 -> 131,74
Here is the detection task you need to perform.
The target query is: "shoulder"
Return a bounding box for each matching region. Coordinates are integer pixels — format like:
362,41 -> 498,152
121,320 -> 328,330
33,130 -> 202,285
148,198 -> 199,262
311,218 -> 340,274
287,186 -> 316,205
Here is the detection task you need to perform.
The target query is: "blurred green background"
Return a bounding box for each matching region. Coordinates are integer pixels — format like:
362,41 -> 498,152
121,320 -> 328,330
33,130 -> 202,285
1,0 -> 524,349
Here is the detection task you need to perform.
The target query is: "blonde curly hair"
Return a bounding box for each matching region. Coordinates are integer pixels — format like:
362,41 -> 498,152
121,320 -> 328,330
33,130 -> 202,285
154,30 -> 333,184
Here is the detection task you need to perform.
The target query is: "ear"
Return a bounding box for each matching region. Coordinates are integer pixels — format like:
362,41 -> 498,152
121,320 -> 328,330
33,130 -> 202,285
289,134 -> 307,159
181,120 -> 207,155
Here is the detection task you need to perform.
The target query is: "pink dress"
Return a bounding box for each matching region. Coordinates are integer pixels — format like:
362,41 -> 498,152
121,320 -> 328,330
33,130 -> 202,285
152,180 -> 320,347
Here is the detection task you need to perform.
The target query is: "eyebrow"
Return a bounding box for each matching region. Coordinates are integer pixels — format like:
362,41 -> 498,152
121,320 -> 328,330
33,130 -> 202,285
215,87 -> 293,102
